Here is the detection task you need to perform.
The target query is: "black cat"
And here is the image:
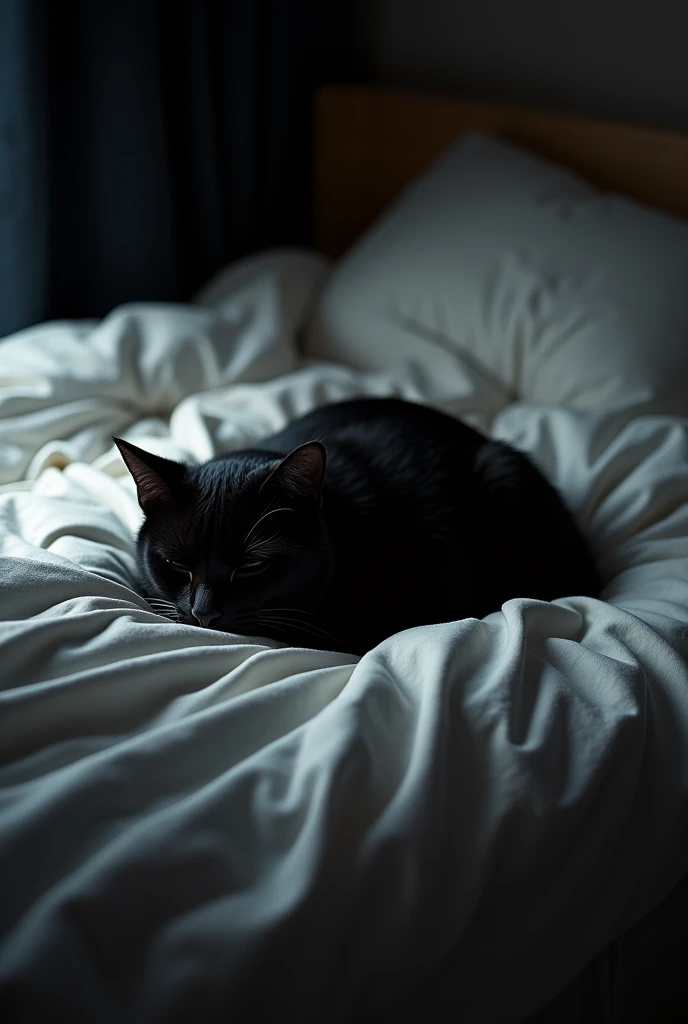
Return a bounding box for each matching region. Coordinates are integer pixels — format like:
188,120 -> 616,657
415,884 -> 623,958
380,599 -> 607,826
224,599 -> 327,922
114,398 -> 600,656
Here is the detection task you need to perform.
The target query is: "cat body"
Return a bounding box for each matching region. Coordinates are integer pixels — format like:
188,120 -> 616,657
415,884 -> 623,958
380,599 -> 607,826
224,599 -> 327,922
114,399 -> 600,655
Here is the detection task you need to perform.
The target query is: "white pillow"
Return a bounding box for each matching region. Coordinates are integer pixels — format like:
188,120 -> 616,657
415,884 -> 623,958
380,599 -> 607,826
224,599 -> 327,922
306,133 -> 688,416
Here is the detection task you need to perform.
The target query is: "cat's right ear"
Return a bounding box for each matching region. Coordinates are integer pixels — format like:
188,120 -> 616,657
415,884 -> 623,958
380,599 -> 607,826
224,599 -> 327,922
112,437 -> 184,514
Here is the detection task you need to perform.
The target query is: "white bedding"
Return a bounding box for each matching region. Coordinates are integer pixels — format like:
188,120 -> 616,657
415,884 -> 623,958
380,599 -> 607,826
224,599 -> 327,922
1,251 -> 688,1022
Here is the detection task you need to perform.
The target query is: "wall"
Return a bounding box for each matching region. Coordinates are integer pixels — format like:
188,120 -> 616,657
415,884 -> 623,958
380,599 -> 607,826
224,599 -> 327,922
358,0 -> 688,131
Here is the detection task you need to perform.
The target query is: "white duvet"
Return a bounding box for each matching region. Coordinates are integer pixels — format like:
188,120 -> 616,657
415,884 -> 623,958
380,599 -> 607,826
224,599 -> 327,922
1,252 -> 688,1023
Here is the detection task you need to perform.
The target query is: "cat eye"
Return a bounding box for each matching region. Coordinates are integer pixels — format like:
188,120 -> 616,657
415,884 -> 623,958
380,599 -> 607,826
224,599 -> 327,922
164,558 -> 191,576
230,560 -> 266,582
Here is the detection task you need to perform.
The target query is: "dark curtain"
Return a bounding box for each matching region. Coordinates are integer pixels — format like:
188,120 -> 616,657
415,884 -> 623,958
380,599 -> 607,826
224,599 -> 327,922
0,0 -> 355,336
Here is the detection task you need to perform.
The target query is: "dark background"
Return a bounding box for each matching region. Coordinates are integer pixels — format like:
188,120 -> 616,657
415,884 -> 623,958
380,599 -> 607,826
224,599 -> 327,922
360,0 -> 688,131
0,0 -> 355,336
1,0 -> 687,334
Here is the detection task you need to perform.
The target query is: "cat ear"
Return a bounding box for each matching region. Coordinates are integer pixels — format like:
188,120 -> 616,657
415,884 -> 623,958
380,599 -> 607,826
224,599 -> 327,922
261,441 -> 326,503
112,437 -> 184,514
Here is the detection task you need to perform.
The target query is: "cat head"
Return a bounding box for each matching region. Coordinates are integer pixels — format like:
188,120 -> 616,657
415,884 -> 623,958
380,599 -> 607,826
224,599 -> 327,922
113,436 -> 335,644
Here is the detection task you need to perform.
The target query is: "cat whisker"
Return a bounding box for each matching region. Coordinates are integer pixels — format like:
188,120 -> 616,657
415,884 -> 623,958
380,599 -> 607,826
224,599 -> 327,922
258,614 -> 345,648
142,596 -> 181,622
243,507 -> 294,546
255,621 -> 294,644
263,607 -> 330,622
251,529 -> 281,546
263,608 -> 345,640
260,623 -> 342,651
148,609 -> 180,622
254,618 -> 317,641
245,531 -> 282,558
263,608 -> 339,629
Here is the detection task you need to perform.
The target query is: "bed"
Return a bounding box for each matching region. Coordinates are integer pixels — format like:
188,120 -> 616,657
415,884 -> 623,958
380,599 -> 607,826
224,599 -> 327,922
2,88 -> 688,1023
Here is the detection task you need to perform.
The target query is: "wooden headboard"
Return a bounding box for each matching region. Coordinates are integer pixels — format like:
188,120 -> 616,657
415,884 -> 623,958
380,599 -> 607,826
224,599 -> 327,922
314,87 -> 688,257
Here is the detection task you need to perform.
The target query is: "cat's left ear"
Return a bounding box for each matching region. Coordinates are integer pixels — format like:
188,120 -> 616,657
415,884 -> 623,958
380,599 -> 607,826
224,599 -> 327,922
261,441 -> 326,504
112,436 -> 185,514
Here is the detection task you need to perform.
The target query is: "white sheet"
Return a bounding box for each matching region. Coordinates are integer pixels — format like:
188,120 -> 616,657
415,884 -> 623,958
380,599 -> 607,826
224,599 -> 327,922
1,250 -> 688,1022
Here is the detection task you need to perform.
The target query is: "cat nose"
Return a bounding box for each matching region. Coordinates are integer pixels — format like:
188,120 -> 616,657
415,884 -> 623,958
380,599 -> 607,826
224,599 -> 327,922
193,609 -> 221,629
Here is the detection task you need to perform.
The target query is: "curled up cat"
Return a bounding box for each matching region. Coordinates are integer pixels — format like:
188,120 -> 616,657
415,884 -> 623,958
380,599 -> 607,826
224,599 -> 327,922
114,398 -> 600,656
